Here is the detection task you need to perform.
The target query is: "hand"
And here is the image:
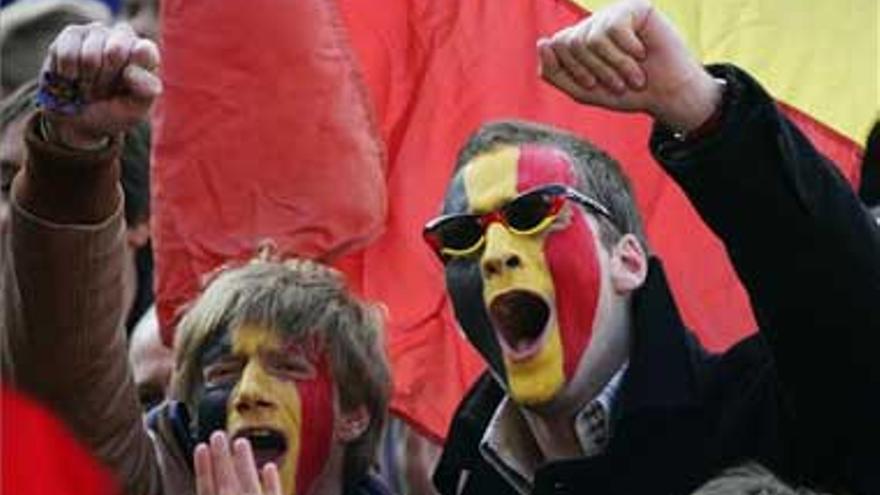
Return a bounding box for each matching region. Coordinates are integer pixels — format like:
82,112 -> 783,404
537,0 -> 720,131
40,22 -> 161,149
195,431 -> 283,495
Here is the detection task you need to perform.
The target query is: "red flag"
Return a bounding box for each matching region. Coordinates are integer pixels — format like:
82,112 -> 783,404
153,0 -> 386,344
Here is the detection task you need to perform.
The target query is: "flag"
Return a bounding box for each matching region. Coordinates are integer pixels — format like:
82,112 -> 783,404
153,0 -> 387,344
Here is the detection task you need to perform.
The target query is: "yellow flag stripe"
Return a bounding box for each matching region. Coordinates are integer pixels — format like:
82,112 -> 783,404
571,0 -> 879,143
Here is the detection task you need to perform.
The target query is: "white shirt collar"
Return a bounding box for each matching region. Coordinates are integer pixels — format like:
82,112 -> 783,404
478,365 -> 628,494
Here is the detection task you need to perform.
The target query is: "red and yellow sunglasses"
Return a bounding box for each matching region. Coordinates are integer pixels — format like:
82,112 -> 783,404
423,184 -> 615,259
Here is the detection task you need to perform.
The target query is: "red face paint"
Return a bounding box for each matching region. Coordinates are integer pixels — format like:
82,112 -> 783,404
294,355 -> 334,494
517,144 -> 602,379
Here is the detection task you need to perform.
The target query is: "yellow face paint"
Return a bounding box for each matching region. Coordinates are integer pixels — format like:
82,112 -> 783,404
463,146 -> 566,405
225,325 -> 302,495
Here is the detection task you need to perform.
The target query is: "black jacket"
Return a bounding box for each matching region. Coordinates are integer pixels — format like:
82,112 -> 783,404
434,65 -> 880,495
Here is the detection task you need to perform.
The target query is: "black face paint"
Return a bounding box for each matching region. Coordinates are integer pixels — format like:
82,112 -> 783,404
195,383 -> 232,444
193,325 -> 234,444
442,173 -> 507,385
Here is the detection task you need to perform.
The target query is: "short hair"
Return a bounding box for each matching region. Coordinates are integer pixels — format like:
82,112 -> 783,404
692,463 -> 831,495
171,258 -> 391,482
455,120 -> 647,250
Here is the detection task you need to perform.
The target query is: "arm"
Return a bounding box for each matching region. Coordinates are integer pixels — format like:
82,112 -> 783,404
2,23 -> 164,495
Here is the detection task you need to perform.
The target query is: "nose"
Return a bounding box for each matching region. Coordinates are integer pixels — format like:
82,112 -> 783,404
481,223 -> 523,278
232,362 -> 276,415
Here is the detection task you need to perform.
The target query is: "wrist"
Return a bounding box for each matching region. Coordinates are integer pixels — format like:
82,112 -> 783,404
40,114 -> 111,151
654,71 -> 724,134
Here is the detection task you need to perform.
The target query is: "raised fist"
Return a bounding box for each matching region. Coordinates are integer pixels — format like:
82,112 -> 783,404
538,0 -> 720,132
40,22 -> 161,149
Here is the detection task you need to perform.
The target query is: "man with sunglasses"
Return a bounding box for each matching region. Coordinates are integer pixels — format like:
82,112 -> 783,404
430,1 -> 880,494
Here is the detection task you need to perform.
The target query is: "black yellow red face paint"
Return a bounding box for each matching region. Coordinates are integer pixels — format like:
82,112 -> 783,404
198,324 -> 334,495
443,144 -> 602,405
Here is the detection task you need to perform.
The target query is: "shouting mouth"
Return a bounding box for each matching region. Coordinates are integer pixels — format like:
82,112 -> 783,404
232,427 -> 288,469
488,290 -> 551,361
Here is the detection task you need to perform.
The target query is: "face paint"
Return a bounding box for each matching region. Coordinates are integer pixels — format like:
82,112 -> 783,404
443,144 -> 602,406
195,328 -> 233,444
198,324 -> 334,495
516,145 -> 601,382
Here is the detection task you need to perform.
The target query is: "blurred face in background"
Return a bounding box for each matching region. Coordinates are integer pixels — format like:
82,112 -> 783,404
129,307 -> 173,411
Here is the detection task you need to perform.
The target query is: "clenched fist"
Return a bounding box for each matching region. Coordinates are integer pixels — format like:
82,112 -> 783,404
41,22 -> 161,149
538,0 -> 721,132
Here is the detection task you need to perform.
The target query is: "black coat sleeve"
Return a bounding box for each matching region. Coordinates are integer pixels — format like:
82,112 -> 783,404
651,64 -> 880,489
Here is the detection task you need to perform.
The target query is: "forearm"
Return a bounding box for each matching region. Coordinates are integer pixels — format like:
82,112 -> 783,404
4,113 -> 161,494
651,63 -> 880,389
13,112 -> 121,224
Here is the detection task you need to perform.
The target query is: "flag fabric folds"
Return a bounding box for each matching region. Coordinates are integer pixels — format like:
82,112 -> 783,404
153,0 -> 387,344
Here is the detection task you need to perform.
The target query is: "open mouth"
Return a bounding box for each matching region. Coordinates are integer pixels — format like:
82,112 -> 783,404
232,427 -> 288,469
488,290 -> 551,361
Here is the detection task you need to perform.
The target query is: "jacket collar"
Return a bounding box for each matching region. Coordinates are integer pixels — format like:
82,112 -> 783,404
617,257 -> 705,418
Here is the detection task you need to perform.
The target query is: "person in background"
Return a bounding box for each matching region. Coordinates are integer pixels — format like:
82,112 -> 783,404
0,0 -> 110,97
691,464 -> 831,495
129,306 -> 173,411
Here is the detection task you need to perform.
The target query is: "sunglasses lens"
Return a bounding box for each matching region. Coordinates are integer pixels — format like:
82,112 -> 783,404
503,191 -> 556,232
432,216 -> 484,252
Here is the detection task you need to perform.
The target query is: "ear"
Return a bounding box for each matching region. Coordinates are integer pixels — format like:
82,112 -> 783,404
335,405 -> 371,443
609,234 -> 647,294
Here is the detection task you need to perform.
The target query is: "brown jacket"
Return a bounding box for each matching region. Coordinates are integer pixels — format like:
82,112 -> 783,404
1,114 -> 191,495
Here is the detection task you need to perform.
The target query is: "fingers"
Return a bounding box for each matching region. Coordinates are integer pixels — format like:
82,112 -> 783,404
45,23 -> 157,98
541,9 -> 648,95
260,463 -> 283,495
550,30 -> 598,90
78,25 -> 109,88
123,64 -> 162,100
539,37 -> 593,102
608,20 -> 647,61
130,38 -> 160,71
196,433 -> 272,495
95,24 -> 137,91
577,29 -> 645,90
50,25 -> 88,79
195,444 -> 217,495
232,438 -> 263,493
210,431 -> 240,495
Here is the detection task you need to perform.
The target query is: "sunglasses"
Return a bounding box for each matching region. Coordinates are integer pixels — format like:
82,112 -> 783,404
423,184 -> 615,259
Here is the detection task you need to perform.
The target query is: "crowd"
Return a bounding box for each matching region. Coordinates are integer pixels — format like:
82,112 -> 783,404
1,0 -> 878,494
